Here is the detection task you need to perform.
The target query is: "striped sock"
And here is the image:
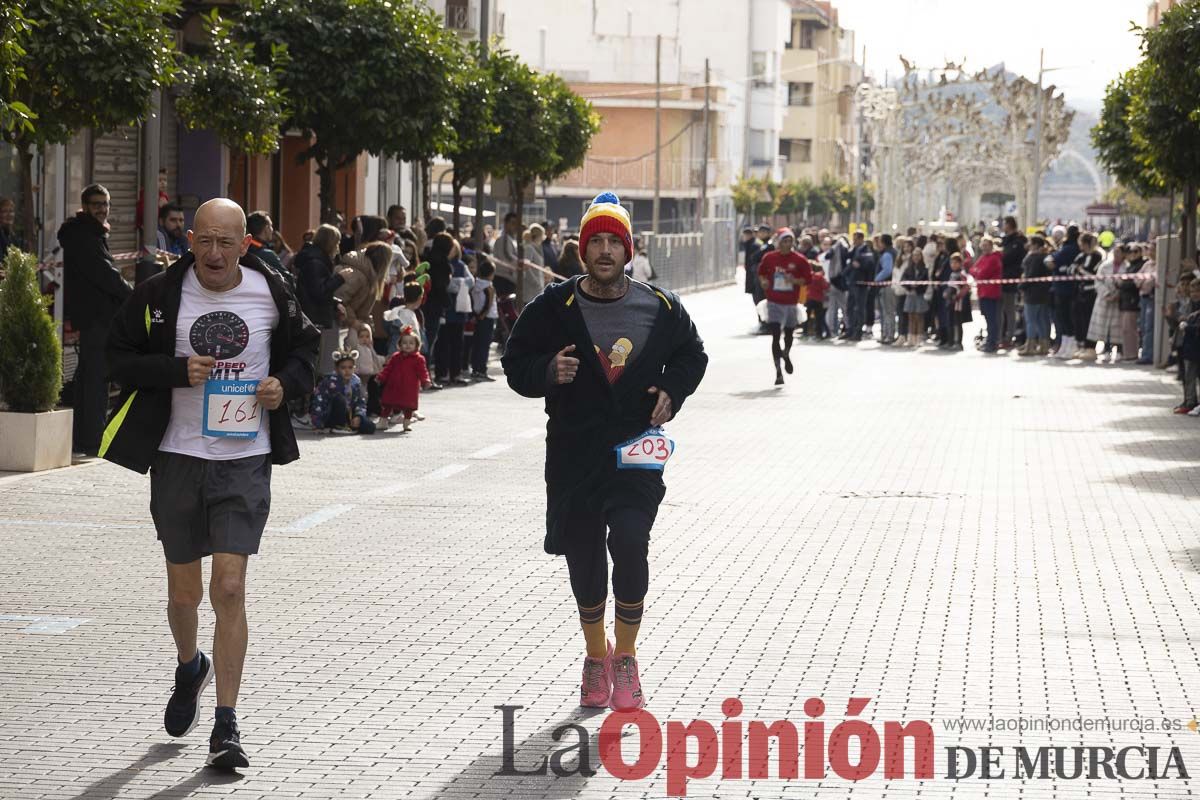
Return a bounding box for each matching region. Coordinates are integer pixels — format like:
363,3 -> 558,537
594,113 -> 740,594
614,598 -> 644,657
578,600 -> 608,658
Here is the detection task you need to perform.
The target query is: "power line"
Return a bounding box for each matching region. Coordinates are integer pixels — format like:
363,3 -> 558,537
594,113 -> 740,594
576,54 -> 860,100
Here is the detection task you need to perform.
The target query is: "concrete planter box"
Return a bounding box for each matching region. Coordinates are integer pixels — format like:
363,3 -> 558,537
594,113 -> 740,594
0,409 -> 73,472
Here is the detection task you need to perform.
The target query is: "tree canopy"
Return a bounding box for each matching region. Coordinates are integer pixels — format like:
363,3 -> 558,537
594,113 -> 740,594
175,10 -> 287,157
236,0 -> 464,219
1093,1 -> 1200,249
4,0 -> 177,149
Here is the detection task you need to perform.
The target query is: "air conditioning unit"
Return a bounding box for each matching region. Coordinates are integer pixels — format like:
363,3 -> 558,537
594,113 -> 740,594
445,0 -> 478,34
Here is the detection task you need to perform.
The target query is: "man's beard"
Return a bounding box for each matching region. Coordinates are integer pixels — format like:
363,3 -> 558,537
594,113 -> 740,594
586,262 -> 623,285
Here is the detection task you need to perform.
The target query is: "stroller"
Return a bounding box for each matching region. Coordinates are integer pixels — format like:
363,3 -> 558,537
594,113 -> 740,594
493,274 -> 520,355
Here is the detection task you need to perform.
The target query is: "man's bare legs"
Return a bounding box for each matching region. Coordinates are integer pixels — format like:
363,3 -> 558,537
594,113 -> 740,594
210,553 -> 249,708
166,560 -> 203,661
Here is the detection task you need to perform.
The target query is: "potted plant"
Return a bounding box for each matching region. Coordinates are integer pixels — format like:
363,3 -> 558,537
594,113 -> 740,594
0,248 -> 71,471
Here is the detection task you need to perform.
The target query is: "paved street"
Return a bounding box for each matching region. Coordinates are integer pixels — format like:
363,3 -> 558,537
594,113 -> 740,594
2,282 -> 1200,799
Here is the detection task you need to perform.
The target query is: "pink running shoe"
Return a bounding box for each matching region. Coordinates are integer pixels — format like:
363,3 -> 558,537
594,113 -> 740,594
610,652 -> 645,711
580,641 -> 613,708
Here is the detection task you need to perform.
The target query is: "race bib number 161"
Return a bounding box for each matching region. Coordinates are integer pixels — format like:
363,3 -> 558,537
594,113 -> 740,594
203,379 -> 261,439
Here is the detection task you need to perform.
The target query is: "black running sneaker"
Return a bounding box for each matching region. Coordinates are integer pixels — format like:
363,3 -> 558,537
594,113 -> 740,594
207,713 -> 250,769
782,352 -> 794,374
164,651 -> 214,737
774,371 -> 785,386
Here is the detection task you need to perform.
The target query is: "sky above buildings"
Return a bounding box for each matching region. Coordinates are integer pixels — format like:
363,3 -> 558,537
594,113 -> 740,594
835,0 -> 1146,113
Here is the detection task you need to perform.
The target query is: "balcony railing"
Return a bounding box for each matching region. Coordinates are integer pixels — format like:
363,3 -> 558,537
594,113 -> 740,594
553,157 -> 730,192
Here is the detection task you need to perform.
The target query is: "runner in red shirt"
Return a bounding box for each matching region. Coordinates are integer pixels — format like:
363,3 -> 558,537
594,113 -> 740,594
757,228 -> 812,384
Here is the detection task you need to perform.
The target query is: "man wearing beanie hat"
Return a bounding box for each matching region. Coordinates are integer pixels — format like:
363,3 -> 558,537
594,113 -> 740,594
757,227 -> 812,385
502,191 -> 708,712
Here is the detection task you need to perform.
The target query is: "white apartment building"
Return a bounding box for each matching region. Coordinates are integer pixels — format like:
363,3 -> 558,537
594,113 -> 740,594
495,0 -> 790,231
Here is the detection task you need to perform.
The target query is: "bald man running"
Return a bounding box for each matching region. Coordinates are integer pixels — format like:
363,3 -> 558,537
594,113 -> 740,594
102,199 -> 319,769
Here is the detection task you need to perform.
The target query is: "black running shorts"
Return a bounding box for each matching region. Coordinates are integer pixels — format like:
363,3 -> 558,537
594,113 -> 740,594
149,451 -> 272,564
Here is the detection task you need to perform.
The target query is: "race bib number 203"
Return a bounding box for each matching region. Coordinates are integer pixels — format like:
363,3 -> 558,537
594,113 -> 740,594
614,427 -> 676,471
202,379 -> 261,439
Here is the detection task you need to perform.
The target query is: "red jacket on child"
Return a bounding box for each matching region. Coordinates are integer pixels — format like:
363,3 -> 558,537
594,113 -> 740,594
378,350 -> 430,411
807,273 -> 829,303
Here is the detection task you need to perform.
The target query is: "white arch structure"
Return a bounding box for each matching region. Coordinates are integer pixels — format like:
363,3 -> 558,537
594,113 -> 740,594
1048,148 -> 1106,200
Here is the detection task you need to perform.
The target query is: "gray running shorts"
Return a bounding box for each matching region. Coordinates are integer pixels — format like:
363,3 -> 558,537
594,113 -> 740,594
765,301 -> 800,329
149,451 -> 272,564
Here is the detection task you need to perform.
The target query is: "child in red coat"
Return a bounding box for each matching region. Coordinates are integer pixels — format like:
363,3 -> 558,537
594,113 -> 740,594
806,266 -> 831,339
377,327 -> 431,432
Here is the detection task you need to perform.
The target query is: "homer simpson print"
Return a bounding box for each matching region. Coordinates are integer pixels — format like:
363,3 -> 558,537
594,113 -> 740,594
595,337 -> 634,383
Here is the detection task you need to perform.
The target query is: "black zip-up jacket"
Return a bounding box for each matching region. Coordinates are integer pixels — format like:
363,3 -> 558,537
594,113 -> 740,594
1020,251 -> 1052,305
1072,250 -> 1103,294
501,277 -> 708,554
294,243 -> 344,328
100,253 -> 320,474
58,212 -> 132,329
1000,232 -> 1028,294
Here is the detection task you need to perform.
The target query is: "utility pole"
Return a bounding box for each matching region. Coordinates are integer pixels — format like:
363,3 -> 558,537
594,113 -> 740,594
1030,47 -> 1044,230
473,0 -> 490,252
853,45 -> 865,232
698,58 -> 710,232
141,88 -> 162,252
653,33 -> 662,234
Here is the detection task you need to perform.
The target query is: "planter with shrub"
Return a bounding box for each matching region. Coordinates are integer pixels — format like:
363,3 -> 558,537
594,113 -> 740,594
0,248 -> 71,471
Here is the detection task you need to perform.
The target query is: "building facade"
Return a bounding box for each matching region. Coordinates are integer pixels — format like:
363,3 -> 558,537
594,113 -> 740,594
778,0 -> 859,185
493,0 -> 791,233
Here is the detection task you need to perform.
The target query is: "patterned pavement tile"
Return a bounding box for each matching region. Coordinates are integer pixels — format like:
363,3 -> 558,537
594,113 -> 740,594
1,282 -> 1199,798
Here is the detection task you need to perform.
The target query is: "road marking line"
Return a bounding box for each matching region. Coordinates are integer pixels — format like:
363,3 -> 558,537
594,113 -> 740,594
0,614 -> 90,634
425,463 -> 469,481
273,504 -> 355,533
0,519 -> 148,530
364,463 -> 470,498
516,427 -> 544,439
469,443 -> 513,459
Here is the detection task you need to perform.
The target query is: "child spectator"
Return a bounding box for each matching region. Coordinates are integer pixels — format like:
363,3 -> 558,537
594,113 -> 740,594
377,327 -> 431,433
471,256 -> 499,379
383,281 -> 424,355
1173,279 -> 1200,415
942,253 -> 970,350
806,265 -> 830,339
902,248 -> 932,347
1165,271 -> 1194,373
310,350 -> 376,434
1019,235 -> 1052,357
352,325 -> 384,417
1117,244 -> 1144,362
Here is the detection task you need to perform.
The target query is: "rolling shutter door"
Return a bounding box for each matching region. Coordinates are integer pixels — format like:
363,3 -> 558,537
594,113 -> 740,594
91,127 -> 140,257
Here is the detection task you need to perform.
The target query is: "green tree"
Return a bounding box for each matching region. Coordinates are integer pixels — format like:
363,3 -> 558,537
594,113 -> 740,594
536,72 -> 601,190
442,43 -> 497,234
730,176 -> 774,220
175,10 -> 287,157
238,0 -> 463,223
0,6 -> 34,138
3,0 -> 177,242
0,249 -> 61,413
1094,2 -> 1200,250
488,51 -> 556,227
1091,65 -> 1163,197
773,181 -> 803,226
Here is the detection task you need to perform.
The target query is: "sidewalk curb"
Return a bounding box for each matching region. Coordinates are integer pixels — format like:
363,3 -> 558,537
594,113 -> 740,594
0,456 -> 109,492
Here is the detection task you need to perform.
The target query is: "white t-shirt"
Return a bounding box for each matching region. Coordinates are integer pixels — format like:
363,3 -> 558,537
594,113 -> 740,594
159,267 -> 280,460
471,278 -> 498,319
383,305 -> 422,337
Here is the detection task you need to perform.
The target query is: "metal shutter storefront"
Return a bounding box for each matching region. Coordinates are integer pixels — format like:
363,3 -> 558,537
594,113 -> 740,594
90,127 -> 140,257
